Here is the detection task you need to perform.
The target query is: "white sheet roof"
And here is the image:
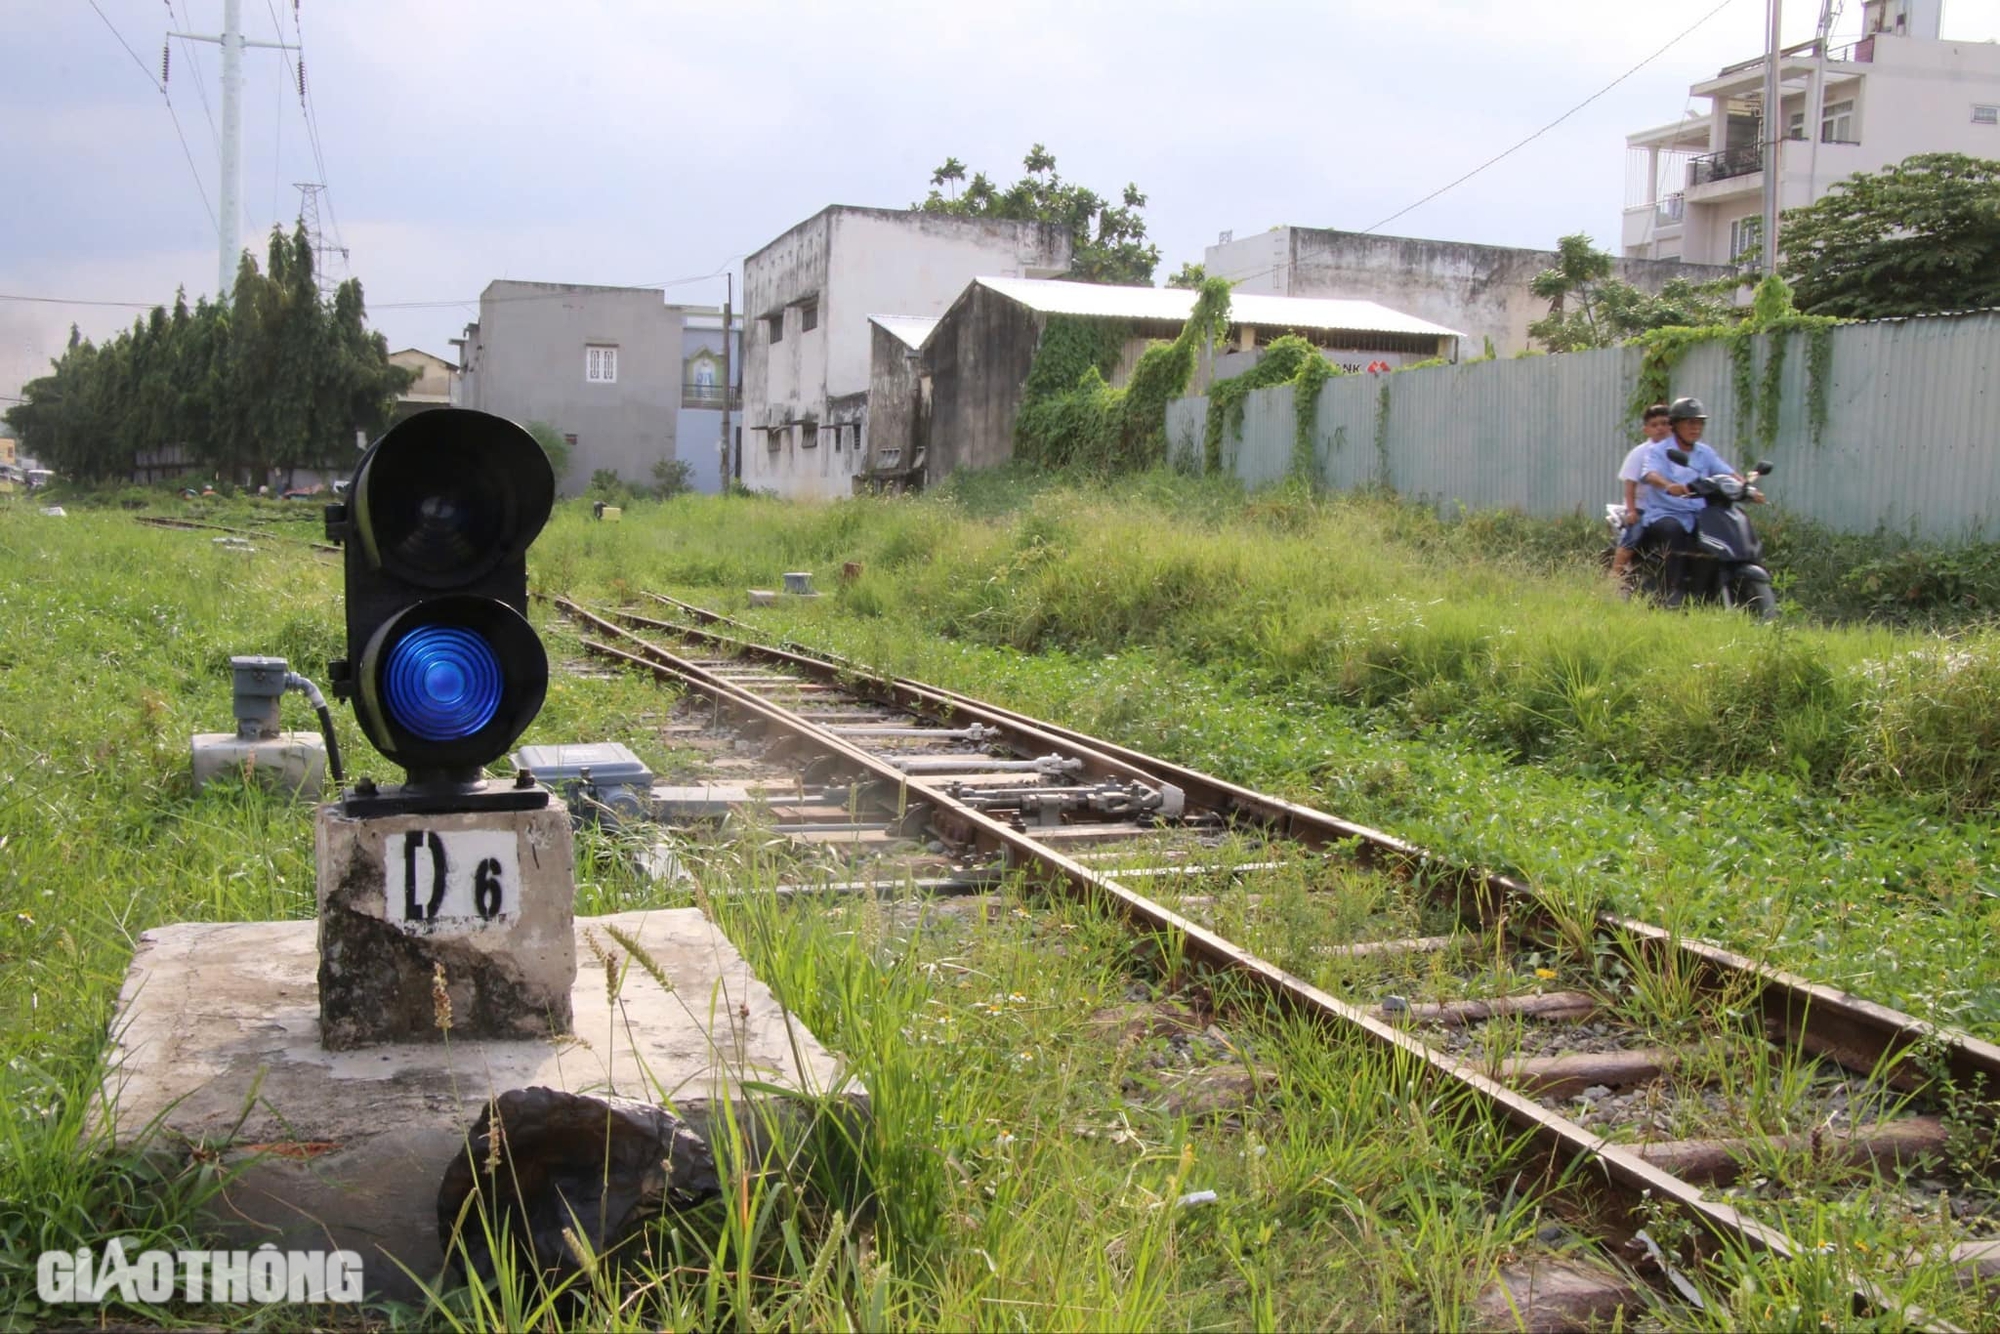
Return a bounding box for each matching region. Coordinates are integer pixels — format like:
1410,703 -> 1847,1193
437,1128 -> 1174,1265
973,276 -> 1462,340
867,314 -> 941,350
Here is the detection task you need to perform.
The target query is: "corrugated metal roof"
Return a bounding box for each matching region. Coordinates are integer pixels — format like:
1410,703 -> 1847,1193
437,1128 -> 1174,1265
974,276 -> 1463,340
868,314 -> 940,350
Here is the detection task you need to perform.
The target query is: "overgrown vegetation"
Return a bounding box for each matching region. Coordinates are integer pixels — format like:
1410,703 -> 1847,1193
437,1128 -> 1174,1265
1630,273 -> 1843,449
2,227 -> 411,484
1013,279 -> 1230,473
916,144 -> 1160,285
1202,334 -> 1343,477
1527,233 -> 1739,353
9,492 -> 2000,1328
1779,152 -> 2000,319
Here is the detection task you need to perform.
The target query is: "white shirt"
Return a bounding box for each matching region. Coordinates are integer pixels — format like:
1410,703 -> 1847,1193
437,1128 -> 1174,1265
1618,443 -> 1651,484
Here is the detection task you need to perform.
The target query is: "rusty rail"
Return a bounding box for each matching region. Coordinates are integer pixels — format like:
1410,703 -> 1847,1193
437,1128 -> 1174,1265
555,595 -> 1975,1326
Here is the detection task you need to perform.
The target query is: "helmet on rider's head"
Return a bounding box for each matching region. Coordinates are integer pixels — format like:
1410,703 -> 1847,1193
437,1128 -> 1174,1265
1667,396 -> 1708,423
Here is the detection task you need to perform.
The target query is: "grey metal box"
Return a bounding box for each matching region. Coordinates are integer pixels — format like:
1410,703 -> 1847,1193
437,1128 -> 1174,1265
512,743 -> 655,827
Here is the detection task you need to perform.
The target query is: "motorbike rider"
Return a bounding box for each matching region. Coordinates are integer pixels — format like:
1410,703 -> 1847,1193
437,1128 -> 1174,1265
1635,397 -> 1753,605
1611,404 -> 1673,585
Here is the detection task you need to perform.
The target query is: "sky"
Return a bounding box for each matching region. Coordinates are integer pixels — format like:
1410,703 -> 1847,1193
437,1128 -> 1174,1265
5,0 -> 1999,407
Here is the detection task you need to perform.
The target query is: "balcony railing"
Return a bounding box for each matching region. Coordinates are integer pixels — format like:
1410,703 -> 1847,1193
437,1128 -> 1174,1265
1688,144 -> 1763,187
681,383 -> 742,409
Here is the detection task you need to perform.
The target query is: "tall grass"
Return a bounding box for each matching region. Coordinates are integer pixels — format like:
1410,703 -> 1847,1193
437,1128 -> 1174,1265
531,474 -> 2000,814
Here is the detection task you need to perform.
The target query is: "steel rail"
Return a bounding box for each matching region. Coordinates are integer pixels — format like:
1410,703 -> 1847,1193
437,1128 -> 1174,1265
134,512 -> 341,553
632,591 -> 2000,1103
555,596 -> 1944,1325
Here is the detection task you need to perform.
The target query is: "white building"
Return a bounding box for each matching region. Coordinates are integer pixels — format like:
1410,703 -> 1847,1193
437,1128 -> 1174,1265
740,206 -> 1071,501
1623,0 -> 2000,265
1202,227 -> 1720,359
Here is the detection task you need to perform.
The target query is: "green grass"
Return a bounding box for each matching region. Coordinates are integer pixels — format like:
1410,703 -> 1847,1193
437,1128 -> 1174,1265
5,480 -> 2000,1329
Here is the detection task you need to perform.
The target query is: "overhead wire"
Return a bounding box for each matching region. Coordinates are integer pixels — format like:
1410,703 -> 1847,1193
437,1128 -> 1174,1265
282,0 -> 346,258
1,253 -> 748,313
1359,0 -> 1743,234
87,0 -> 219,232
162,0 -> 220,151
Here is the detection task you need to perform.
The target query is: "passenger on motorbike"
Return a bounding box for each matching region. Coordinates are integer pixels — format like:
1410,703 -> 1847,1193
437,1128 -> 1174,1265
1635,397 -> 1751,605
1611,404 -> 1673,586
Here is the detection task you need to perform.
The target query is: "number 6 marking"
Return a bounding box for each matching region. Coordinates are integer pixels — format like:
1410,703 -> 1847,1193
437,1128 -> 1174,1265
474,857 -> 504,920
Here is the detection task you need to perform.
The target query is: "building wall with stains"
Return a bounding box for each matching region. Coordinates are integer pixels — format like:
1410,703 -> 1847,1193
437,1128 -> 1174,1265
741,206 -> 1070,500
1206,227 -> 1725,358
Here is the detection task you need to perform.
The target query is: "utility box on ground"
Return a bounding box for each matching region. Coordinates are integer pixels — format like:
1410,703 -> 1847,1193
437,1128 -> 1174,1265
191,655 -> 327,798
513,742 -> 656,829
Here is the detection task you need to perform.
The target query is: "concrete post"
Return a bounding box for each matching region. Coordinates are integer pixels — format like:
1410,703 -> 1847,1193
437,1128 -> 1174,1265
315,800 -> 577,1049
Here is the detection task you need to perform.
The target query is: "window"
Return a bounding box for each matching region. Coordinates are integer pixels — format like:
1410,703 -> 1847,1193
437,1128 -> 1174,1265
765,425 -> 784,451
1975,105 -> 1999,126
1786,110 -> 1806,140
692,359 -> 716,389
801,424 -> 819,449
1821,99 -> 1855,143
585,345 -> 618,383
766,312 -> 784,344
1729,215 -> 1763,262
800,299 -> 819,333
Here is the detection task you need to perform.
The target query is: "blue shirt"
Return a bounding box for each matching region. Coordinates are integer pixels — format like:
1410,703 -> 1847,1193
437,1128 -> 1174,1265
1639,439 -> 1736,531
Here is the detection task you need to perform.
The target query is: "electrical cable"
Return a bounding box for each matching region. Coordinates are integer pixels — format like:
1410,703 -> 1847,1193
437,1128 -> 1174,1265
0,253 -> 748,311
284,670 -> 344,785
1359,0 -> 1743,234
162,0 -> 220,152
87,0 -> 219,232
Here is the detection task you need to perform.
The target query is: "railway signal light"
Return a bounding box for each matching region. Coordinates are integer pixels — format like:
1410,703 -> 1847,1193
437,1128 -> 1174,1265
325,409 -> 554,798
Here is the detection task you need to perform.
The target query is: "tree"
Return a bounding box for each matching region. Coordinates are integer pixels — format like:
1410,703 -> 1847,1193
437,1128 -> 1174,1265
1163,261 -> 1206,290
914,143 -> 1160,285
1778,153 -> 2000,319
1528,233 -> 1738,351
3,233 -> 411,484
650,457 -> 694,499
524,420 -> 572,486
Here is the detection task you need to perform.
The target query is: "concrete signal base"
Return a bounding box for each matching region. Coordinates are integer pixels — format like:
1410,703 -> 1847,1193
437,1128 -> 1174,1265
98,909 -> 855,1304
316,799 -> 577,1048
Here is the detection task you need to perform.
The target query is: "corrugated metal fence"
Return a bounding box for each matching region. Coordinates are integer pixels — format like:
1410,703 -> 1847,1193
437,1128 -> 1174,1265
1164,312 -> 2000,539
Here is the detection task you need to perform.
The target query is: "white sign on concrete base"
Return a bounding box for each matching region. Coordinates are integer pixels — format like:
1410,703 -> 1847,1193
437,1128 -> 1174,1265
384,828 -> 519,934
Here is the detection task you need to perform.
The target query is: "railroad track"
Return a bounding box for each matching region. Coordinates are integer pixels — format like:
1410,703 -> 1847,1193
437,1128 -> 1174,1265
555,591 -> 2000,1329
134,512 -> 341,553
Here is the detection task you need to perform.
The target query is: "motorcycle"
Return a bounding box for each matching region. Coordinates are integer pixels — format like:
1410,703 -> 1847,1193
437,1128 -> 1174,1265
1604,453 -> 1777,618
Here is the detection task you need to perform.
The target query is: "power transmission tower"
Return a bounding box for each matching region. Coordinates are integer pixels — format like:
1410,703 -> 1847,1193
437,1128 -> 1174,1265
168,0 -> 296,298
294,181 -> 349,295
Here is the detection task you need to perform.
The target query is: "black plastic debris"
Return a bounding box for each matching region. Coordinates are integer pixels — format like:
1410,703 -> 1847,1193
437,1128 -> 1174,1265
437,1086 -> 722,1284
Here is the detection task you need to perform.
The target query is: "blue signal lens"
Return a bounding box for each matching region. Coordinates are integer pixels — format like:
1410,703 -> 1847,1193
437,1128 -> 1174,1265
383,625 -> 503,741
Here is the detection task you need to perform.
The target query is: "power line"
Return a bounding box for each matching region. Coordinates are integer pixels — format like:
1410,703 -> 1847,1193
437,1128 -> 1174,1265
162,0 -> 220,151
0,295 -> 160,308
0,254 -> 748,313
88,0 -> 219,232
280,0 -> 345,257
88,0 -> 163,88
1359,0 -> 1743,234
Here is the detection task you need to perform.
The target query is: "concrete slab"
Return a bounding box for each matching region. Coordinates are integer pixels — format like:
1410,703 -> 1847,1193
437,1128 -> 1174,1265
100,909 -> 856,1303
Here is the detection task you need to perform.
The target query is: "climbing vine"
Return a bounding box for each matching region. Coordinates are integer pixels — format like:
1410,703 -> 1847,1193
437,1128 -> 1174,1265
1203,334 -> 1342,477
1015,279 -> 1231,474
1022,316 -> 1128,403
1629,273 -> 1844,451
1373,382 -> 1392,485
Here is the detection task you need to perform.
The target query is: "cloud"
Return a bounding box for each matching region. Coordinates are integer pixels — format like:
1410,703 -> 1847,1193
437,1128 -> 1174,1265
12,0 -> 1998,400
